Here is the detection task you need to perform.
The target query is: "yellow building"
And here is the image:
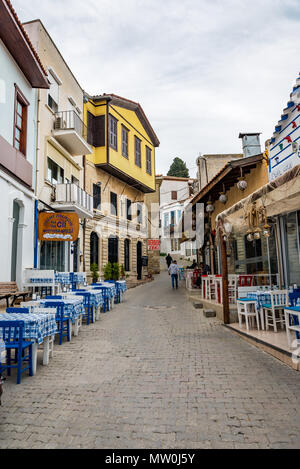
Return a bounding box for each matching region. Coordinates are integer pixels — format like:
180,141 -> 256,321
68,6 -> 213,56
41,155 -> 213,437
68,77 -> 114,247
83,93 -> 160,281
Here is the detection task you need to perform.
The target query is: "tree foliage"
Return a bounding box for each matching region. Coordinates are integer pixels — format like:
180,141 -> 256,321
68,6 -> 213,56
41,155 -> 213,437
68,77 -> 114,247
167,158 -> 189,178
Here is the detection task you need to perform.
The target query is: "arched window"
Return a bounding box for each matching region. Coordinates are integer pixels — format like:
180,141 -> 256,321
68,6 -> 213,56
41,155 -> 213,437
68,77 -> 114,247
124,239 -> 130,271
108,236 -> 119,264
90,232 -> 99,266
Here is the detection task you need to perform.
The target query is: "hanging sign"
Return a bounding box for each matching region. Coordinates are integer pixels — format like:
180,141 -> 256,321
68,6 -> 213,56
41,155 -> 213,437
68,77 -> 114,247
148,239 -> 160,251
38,212 -> 79,242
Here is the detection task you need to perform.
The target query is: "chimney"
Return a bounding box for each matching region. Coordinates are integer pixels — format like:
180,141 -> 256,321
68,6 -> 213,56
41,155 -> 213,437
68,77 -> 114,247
239,133 -> 262,158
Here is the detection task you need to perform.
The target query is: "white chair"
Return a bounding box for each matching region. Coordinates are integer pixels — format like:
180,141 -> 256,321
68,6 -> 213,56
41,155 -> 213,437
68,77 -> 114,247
237,299 -> 260,331
208,275 -> 217,301
21,304 -> 56,365
263,290 -> 288,333
228,276 -> 238,304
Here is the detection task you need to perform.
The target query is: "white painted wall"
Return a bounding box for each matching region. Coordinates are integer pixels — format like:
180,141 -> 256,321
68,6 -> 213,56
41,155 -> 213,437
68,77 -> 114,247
0,39 -> 37,169
269,75 -> 300,181
160,180 -> 190,207
0,171 -> 35,288
0,39 -> 37,288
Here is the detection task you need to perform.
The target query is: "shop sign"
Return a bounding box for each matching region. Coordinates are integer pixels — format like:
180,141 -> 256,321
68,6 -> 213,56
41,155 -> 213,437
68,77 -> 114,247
38,212 -> 79,242
148,239 -> 160,251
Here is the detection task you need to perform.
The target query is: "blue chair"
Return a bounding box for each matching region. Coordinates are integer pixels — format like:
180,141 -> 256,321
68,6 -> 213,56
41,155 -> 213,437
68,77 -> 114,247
74,292 -> 94,325
0,320 -> 33,384
93,287 -> 110,312
288,293 -> 300,340
6,308 -> 30,314
45,296 -> 63,300
44,302 -> 70,346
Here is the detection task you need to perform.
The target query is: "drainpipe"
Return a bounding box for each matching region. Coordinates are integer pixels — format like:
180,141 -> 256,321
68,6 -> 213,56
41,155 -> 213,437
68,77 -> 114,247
34,89 -> 41,269
83,154 -> 87,272
34,199 -> 39,268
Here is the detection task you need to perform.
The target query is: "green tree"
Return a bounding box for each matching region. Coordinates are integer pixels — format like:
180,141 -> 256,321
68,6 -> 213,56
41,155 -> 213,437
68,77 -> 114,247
167,157 -> 189,178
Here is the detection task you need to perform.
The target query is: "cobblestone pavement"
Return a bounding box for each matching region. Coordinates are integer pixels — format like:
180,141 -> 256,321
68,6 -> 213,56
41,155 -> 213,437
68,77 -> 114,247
1,273 -> 300,449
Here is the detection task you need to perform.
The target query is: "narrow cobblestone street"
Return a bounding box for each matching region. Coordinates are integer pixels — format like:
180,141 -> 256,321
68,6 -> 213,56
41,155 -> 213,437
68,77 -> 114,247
1,273 -> 300,449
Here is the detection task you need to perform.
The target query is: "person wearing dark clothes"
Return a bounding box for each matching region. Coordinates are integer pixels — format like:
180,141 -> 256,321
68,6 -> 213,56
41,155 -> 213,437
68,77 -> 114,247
187,261 -> 197,270
166,254 -> 173,269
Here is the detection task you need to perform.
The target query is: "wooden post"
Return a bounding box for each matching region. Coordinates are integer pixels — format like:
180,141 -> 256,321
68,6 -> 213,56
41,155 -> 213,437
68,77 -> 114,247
221,237 -> 230,324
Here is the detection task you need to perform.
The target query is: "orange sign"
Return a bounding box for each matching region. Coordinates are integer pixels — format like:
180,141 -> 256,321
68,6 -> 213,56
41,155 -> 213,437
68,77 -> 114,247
38,213 -> 79,242
148,239 -> 160,251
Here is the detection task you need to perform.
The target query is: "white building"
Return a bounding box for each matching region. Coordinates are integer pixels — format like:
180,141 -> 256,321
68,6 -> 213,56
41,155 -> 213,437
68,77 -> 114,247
23,19 -> 93,274
0,0 -> 48,288
157,176 -> 197,260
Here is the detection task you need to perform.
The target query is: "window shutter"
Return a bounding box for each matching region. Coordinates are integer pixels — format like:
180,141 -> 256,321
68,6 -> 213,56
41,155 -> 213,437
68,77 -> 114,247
94,115 -> 105,147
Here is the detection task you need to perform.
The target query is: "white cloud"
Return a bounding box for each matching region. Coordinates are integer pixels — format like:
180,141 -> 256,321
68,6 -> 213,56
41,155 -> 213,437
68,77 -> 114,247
12,0 -> 300,176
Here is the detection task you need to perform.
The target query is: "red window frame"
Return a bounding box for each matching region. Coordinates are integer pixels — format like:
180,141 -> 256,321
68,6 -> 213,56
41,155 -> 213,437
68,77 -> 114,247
13,85 -> 29,157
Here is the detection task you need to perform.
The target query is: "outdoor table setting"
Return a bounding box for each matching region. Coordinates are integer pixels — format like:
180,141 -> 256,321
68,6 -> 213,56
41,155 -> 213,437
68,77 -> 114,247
91,282 -> 117,311
0,309 -> 58,375
38,297 -> 85,339
239,289 -> 300,332
66,289 -> 104,321
115,280 -> 127,303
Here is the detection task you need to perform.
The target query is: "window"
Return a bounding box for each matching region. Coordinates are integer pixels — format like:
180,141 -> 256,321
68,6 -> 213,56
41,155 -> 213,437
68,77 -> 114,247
177,210 -> 182,222
137,203 -> 143,225
90,232 -> 99,266
87,112 -> 105,147
122,126 -> 129,158
14,86 -> 28,156
135,137 -> 141,167
93,184 -> 101,210
47,158 -> 64,185
126,199 -> 132,221
48,71 -> 59,113
110,192 -> 118,216
124,239 -> 130,272
72,176 -> 79,186
170,211 -> 175,227
146,146 -> 152,175
164,213 -> 169,227
108,236 -> 119,264
171,191 -> 177,201
109,115 -> 118,150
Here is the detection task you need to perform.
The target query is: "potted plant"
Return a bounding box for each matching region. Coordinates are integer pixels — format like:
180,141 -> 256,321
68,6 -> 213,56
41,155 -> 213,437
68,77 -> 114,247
90,263 -> 99,283
104,262 -> 113,281
112,263 -> 120,281
120,264 -> 125,279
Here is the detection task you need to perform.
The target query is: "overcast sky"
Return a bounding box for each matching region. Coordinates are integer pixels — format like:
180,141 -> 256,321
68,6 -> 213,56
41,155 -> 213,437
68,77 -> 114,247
13,0 -> 300,177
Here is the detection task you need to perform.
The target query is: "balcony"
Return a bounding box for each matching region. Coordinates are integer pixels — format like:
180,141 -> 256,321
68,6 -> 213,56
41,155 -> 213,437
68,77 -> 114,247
51,183 -> 93,219
52,111 -> 92,156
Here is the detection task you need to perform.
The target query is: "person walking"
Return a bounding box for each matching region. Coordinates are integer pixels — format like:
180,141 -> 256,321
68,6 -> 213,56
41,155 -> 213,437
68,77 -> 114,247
166,254 -> 173,269
168,260 -> 180,290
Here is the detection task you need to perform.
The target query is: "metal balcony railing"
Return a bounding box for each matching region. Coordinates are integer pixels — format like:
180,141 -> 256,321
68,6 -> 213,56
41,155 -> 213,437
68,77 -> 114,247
54,110 -> 88,141
55,183 -> 93,214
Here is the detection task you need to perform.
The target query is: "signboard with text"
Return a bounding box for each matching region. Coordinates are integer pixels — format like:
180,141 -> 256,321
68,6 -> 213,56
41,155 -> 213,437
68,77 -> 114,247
38,212 -> 79,242
148,239 -> 160,251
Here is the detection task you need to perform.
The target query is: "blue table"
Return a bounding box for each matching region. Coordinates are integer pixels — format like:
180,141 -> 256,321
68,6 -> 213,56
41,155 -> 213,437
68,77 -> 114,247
115,281 -> 127,303
0,312 -> 58,374
39,298 -> 84,323
91,284 -> 116,311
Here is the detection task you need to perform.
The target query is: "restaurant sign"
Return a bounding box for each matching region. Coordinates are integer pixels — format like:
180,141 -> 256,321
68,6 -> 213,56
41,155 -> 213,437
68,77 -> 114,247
38,212 -> 79,242
148,239 -> 160,251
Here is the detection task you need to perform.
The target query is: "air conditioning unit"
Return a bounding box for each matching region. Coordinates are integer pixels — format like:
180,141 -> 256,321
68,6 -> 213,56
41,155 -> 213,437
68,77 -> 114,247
54,116 -> 62,130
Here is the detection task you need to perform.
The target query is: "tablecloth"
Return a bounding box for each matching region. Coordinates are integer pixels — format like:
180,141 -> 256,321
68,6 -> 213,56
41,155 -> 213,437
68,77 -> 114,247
0,313 -> 58,345
39,299 -> 84,323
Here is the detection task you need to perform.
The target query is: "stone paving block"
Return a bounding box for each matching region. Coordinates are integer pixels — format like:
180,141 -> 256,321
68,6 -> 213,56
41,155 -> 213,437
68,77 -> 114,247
0,273 -> 300,449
